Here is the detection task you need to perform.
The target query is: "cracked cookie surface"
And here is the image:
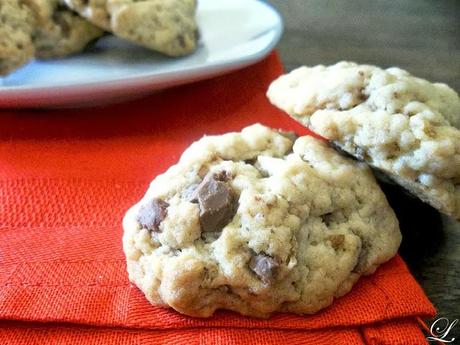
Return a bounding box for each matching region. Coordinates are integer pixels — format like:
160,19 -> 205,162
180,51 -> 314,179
62,0 -> 199,56
267,62 -> 460,220
123,124 -> 401,318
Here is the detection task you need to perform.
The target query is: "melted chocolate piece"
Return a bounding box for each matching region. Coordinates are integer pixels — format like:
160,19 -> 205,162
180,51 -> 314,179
249,253 -> 279,283
191,171 -> 236,232
137,198 -> 169,232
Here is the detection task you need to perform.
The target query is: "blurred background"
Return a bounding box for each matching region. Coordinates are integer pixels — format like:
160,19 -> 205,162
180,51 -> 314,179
267,0 -> 459,90
267,0 -> 460,321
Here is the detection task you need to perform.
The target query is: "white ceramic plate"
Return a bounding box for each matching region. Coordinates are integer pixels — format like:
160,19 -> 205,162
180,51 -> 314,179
0,0 -> 282,108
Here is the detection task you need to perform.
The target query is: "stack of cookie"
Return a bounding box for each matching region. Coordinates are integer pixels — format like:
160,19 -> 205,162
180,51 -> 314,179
0,0 -> 199,76
122,63 -> 459,318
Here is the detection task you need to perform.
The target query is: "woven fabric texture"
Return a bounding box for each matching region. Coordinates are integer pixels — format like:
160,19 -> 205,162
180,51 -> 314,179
0,52 -> 435,344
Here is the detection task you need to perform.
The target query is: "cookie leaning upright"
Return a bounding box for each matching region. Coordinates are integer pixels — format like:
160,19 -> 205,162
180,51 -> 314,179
0,0 -> 35,75
267,62 -> 460,220
62,0 -> 199,57
123,124 -> 401,318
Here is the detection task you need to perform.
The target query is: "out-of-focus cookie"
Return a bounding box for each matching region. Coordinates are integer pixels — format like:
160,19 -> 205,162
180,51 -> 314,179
268,62 -> 460,220
27,0 -> 104,59
62,0 -> 199,56
1,0 -> 104,76
122,124 -> 401,318
0,0 -> 35,76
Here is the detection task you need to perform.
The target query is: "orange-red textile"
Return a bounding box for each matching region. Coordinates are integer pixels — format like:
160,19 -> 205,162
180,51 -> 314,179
0,52 -> 435,344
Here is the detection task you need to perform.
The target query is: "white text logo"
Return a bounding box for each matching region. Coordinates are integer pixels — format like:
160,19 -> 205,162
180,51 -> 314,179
427,318 -> 458,343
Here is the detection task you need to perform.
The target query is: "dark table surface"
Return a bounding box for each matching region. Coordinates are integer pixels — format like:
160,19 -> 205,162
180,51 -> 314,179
267,0 -> 460,321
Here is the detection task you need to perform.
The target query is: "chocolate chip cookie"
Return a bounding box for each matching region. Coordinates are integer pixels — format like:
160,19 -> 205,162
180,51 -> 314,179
0,0 -> 35,75
268,62 -> 460,220
1,0 -> 104,76
62,0 -> 199,56
27,0 -> 104,59
123,124 -> 401,318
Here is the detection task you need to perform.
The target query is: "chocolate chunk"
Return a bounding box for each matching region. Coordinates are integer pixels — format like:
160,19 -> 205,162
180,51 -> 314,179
191,171 -> 236,232
249,253 -> 279,283
137,198 -> 169,232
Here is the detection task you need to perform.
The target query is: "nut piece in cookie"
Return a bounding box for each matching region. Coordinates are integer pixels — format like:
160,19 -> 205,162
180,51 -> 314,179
268,62 -> 460,220
62,0 -> 199,57
123,124 -> 401,318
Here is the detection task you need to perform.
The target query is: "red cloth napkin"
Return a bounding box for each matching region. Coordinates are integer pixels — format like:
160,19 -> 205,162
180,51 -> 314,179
0,52 -> 435,344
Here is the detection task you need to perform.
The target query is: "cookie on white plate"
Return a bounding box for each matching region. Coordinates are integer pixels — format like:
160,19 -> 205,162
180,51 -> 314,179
123,124 -> 401,318
27,0 -> 104,59
62,0 -> 199,56
268,62 -> 460,220
0,0 -> 104,76
0,0 -> 35,75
